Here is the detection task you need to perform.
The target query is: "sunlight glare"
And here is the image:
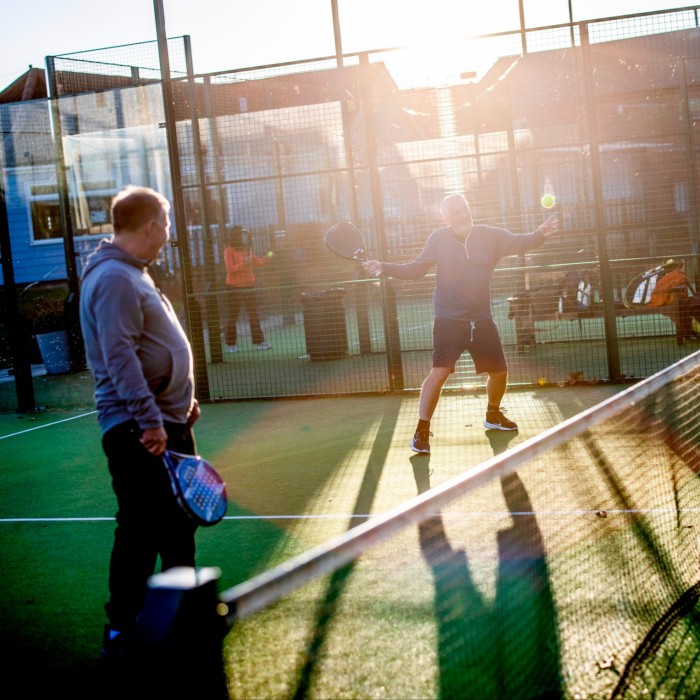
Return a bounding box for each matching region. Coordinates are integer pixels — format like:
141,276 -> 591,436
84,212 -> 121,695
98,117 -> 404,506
381,39 -> 497,90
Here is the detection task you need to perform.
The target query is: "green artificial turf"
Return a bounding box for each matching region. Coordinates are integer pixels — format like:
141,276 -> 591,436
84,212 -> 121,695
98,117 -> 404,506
3,384 -> 700,699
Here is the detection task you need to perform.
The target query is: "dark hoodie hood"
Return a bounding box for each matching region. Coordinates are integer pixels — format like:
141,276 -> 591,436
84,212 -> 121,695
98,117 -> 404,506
81,238 -> 150,281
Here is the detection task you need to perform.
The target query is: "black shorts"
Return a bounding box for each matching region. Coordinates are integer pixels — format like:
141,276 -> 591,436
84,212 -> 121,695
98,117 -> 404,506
432,317 -> 507,374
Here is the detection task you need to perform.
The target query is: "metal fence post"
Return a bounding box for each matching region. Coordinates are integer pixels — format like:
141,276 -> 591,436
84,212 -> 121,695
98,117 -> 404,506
580,22 -> 623,382
154,0 -> 210,399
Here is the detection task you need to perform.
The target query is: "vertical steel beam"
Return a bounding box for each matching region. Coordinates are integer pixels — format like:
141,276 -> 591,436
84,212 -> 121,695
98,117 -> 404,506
580,23 -> 622,381
153,0 -> 210,398
0,182 -> 36,412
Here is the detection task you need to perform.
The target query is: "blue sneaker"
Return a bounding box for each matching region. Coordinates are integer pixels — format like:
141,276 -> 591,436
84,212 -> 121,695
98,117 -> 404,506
410,429 -> 432,454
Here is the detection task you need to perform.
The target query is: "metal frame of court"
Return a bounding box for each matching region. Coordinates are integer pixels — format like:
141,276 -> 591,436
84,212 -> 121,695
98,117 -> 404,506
1,5 -> 700,412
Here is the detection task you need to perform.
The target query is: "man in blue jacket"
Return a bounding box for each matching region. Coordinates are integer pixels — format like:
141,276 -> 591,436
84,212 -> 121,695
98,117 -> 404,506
80,185 -> 200,659
363,192 -> 559,454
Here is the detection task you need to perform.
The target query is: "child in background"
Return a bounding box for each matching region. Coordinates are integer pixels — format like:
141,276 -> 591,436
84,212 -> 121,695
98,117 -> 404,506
223,226 -> 271,351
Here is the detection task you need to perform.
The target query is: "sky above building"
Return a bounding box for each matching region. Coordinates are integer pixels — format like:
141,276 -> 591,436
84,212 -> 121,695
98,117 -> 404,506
0,0 -> 692,90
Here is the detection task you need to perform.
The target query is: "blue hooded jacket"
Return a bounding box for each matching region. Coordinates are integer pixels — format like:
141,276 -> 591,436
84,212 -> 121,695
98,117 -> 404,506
79,239 -> 195,434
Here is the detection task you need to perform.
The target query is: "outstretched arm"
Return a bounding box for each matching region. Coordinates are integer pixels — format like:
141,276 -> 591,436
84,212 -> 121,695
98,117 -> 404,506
363,260 -> 383,277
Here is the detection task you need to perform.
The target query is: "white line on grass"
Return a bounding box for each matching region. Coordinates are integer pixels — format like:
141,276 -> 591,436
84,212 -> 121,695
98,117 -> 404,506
0,410 -> 97,440
1,517 -> 116,522
229,508 -> 700,518
2,507 -> 700,524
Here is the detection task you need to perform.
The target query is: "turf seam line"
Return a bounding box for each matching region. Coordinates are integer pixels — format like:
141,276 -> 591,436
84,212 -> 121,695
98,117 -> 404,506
2,507 -> 699,523
0,411 -> 97,439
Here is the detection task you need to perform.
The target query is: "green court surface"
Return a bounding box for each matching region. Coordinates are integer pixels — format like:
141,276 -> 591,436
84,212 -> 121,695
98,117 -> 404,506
0,382 -> 628,698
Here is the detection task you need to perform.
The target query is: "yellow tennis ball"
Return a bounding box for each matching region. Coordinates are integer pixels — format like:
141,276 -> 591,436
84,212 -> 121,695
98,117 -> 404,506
541,194 -> 556,209
267,251 -> 274,258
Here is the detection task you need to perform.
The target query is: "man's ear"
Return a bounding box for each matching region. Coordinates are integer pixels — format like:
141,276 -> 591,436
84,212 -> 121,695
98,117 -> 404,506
145,218 -> 159,237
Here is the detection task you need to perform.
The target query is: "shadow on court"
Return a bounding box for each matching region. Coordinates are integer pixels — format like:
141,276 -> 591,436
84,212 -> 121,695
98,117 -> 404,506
410,428 -> 563,699
0,383 -> 625,698
288,398 -> 402,700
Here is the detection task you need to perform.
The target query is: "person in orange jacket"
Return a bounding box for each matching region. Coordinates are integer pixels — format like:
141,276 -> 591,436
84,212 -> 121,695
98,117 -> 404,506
649,258 -> 700,339
223,226 -> 271,352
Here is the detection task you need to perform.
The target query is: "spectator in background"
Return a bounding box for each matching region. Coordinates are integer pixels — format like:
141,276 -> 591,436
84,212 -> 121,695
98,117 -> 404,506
224,225 -> 271,352
649,258 -> 700,340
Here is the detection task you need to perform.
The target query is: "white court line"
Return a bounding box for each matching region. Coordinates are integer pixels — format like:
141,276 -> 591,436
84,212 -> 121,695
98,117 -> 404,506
1,517 -> 116,522
227,508 -> 700,518
2,507 -> 700,524
0,410 -> 97,440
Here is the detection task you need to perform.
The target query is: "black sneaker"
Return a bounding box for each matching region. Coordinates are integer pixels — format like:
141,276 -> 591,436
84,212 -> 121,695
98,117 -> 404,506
101,625 -> 131,661
410,429 -> 432,454
484,408 -> 518,431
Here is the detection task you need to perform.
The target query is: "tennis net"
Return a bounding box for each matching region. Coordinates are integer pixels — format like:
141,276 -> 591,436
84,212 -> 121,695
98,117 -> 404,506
219,350 -> 700,699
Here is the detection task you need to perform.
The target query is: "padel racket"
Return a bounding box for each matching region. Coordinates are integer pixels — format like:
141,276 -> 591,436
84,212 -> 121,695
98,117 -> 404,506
324,222 -> 367,262
162,450 -> 228,526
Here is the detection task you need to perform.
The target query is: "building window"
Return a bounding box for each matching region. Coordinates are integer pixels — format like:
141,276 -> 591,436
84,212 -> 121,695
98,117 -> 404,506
29,182 -> 116,242
688,96 -> 700,121
674,181 -> 688,213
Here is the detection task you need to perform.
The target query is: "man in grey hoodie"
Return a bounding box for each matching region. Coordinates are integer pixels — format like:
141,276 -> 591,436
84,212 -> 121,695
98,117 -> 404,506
80,185 -> 200,659
363,192 -> 559,454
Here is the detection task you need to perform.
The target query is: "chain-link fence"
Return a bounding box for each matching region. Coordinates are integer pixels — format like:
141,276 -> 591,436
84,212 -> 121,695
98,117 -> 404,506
1,7 -> 699,403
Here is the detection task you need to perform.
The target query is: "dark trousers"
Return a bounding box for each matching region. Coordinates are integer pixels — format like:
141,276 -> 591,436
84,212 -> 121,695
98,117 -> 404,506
102,420 -> 197,632
682,296 -> 700,337
225,287 -> 265,345
668,295 -> 700,338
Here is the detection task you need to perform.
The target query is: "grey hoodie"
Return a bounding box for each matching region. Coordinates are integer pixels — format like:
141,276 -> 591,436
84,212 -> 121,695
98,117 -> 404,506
380,224 -> 545,322
79,239 -> 195,435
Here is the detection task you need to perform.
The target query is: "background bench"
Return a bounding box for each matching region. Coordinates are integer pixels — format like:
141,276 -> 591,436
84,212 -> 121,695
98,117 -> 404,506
508,288 -> 685,352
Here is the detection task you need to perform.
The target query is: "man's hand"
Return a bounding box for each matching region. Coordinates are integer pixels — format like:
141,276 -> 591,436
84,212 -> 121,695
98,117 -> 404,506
187,399 -> 201,428
140,426 -> 168,456
363,260 -> 383,278
538,215 -> 560,238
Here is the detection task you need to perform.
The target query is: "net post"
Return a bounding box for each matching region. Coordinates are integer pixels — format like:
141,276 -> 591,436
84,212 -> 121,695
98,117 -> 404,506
135,566 -> 230,697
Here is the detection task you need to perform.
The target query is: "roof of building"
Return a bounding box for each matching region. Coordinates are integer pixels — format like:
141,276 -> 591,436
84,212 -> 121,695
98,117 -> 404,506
0,67 -> 48,103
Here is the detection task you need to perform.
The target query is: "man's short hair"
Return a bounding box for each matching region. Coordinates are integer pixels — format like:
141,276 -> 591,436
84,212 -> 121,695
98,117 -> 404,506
440,192 -> 468,216
111,185 -> 170,233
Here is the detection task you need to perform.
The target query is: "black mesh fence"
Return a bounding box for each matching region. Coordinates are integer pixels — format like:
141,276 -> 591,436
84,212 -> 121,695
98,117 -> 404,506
158,350 -> 700,699
1,8 -> 699,401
